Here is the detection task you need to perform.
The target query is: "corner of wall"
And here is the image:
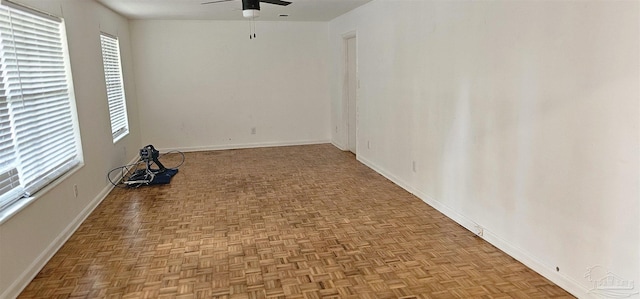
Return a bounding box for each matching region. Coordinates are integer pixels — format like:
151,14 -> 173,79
0,183 -> 116,299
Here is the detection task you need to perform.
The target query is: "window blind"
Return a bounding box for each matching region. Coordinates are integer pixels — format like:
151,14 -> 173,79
0,2 -> 80,210
100,33 -> 128,142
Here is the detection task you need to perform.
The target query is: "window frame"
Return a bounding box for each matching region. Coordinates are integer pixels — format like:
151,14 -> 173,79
99,32 -> 129,143
0,0 -> 83,219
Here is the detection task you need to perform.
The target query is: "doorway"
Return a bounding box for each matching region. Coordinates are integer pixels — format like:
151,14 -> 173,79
345,35 -> 357,154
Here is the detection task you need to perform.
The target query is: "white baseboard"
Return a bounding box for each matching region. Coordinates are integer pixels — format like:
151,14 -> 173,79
1,156 -> 139,299
356,155 -> 592,299
157,139 -> 331,153
479,224 -> 590,298
331,140 -> 347,151
1,184 -> 113,299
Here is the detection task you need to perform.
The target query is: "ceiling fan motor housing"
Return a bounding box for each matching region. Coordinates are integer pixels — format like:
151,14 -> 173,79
242,0 -> 260,18
242,0 -> 260,10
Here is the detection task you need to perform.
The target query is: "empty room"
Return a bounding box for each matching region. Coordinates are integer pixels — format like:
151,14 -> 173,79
0,0 -> 637,298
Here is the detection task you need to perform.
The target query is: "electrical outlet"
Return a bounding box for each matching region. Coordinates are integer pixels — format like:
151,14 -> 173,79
412,161 -> 417,172
335,126 -> 338,133
73,184 -> 78,198
251,127 -> 256,135
475,225 -> 484,237
367,140 -> 370,149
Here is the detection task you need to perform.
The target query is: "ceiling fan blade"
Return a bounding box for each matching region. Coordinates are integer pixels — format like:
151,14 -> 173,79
259,0 -> 291,6
201,0 -> 234,4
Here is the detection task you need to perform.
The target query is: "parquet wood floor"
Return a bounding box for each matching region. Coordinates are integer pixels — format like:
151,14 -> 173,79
18,144 -> 574,299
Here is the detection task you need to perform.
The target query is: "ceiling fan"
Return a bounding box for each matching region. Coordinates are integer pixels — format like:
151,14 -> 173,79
201,0 -> 292,19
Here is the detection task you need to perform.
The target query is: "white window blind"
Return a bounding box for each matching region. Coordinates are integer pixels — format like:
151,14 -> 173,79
0,2 -> 80,211
100,33 -> 128,142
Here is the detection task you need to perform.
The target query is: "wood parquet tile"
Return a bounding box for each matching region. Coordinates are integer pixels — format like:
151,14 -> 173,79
18,144 -> 574,299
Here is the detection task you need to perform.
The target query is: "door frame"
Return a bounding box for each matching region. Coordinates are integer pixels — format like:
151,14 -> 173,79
342,31 -> 357,154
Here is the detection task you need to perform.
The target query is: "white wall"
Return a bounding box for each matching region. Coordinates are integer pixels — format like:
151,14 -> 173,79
130,20 -> 330,151
329,1 -> 639,298
0,1 -> 141,298
1,0 -> 636,297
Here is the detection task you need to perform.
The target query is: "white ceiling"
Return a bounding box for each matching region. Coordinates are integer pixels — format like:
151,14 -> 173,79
96,0 -> 373,21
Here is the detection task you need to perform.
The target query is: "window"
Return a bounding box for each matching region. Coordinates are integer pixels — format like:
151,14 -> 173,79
100,33 -> 128,142
0,1 -> 81,212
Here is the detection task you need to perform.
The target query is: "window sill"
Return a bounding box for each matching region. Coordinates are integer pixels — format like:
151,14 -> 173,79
0,162 -> 85,225
112,130 -> 129,144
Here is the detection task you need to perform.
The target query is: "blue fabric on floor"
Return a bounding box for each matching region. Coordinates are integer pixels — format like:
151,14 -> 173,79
149,168 -> 178,185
